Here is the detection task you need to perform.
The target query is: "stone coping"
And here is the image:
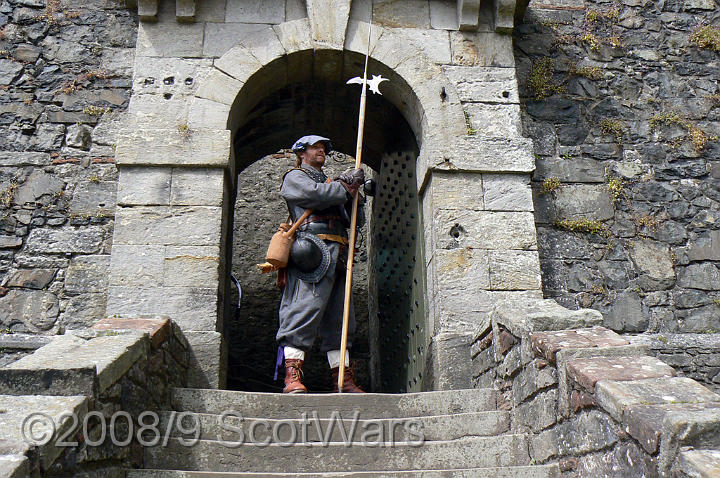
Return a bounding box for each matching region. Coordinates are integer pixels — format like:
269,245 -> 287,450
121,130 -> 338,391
0,334 -> 52,351
480,299 -> 720,477
0,318 -> 173,396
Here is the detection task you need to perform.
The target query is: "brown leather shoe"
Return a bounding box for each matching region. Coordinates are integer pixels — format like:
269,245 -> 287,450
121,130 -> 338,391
332,364 -> 365,393
283,359 -> 307,394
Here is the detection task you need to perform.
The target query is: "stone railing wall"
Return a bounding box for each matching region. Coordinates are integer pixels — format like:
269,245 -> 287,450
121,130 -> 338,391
0,318 -> 188,477
473,299 -> 720,477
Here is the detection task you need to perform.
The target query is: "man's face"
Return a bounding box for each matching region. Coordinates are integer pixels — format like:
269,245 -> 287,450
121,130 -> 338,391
300,142 -> 326,169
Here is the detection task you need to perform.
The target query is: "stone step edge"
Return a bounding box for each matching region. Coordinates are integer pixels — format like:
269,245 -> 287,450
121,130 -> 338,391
126,463 -> 561,477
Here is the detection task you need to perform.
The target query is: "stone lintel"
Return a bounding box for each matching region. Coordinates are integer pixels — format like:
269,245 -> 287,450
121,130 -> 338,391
115,129 -> 231,168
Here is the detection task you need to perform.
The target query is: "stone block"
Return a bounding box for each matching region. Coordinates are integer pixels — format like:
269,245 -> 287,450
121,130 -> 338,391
92,317 -> 171,349
13,170 -> 64,205
132,57 -> 212,96
435,289 -> 542,333
0,290 -> 59,333
238,26 -> 287,66
274,18 -> 313,53
109,244 -> 164,287
530,428 -> 558,462
184,330 -> 225,389
187,97 -> 231,130
202,22 -> 266,58
2,269 -> 55,289
595,377 -> 720,424
422,136 -> 536,176
515,389 -> 557,433
450,31 -> 515,67
430,0 -> 458,30
117,167 -> 171,206
286,0 -> 306,21
196,69 -> 243,105
127,94 -> 190,129
687,230 -> 720,261
426,172 -> 484,211
214,45 -> 263,83
534,157 -> 605,183
531,327 -> 629,363
163,246 -> 220,287
225,0 -> 284,23
660,405 -> 720,475
374,0 -> 430,28
68,181 -> 117,215
113,206 -> 222,246
512,359 -> 558,404
395,28 -> 451,64
306,0 -> 351,46
601,290 -> 649,333
443,66 -> 518,103
116,129 -> 231,167
675,449 -> 720,478
493,298 -> 603,337
678,263 -> 720,290
0,236 -> 22,249
0,455 -> 28,478
624,402 -> 720,455
552,184 -> 614,222
488,250 -> 542,290
433,248 -> 490,290
106,286 -> 218,331
555,410 -> 619,455
170,168 -> 224,206
136,19 -> 204,57
65,255 -> 110,294
629,239 -> 676,291
429,331 -> 475,390
61,294 -> 107,330
176,0 -> 196,22
0,152 -> 47,166
482,174 -> 533,211
567,355 -> 675,393
464,103 -> 523,140
431,210 -> 537,250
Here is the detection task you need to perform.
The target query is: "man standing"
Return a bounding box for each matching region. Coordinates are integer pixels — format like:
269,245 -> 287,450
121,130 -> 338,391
277,135 -> 365,393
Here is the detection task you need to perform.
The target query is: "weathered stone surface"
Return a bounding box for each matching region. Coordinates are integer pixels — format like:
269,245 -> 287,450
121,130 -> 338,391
68,180 -> 117,215
513,359 -> 558,404
601,290 -> 648,332
13,169 -> 64,205
202,22 -> 266,58
431,210 -> 537,251
493,298 -> 603,337
64,255 -> 110,295
423,136 -> 536,175
115,129 -> 231,167
567,355 -> 675,393
214,45 -> 263,83
225,0 -> 284,23
0,454 -> 28,478
0,59 -> 23,84
660,406 -> 720,475
687,230 -> 720,261
531,327 -> 629,362
595,377 -> 720,424
464,103 -> 523,140
116,167 -> 171,206
444,66 -> 519,103
374,0 -> 430,28
677,263 -> 720,290
629,239 -> 676,291
136,19 -> 204,57
556,410 -> 620,455
163,246 -> 220,287
433,248 -> 490,290
435,289 -> 542,333
106,286 -> 218,331
2,268 -> 55,289
676,449 -> 720,478
488,250 -> 542,290
482,174 -> 533,211
25,227 -> 105,254
109,244 -> 164,287
306,0 -> 351,46
515,389 -> 557,433
113,206 -> 222,246
91,317 -> 171,348
530,428 -> 558,462
552,184 -> 614,222
184,330 -> 225,388
170,168 -> 224,206
426,171 -> 484,211
61,294 -> 107,330
450,31 -> 515,67
534,157 -> 606,183
0,289 -> 59,332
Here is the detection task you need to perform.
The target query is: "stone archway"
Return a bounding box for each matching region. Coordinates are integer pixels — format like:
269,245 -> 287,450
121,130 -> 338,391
110,11 -> 543,390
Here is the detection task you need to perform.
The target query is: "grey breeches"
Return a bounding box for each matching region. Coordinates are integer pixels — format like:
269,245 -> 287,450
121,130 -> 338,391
277,241 -> 355,352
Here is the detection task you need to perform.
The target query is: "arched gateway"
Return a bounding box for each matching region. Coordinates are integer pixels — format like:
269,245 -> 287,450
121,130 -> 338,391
108,1 -> 541,390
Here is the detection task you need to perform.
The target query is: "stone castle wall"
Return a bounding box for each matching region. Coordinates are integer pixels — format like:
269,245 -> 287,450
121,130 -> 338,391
0,0 -> 135,335
516,0 -> 720,336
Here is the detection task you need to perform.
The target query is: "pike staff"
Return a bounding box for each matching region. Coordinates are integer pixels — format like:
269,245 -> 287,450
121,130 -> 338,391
339,23 -> 388,392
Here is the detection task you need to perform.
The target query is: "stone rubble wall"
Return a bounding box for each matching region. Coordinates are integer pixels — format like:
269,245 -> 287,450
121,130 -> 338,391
0,0 -> 137,337
515,0 -> 720,337
0,317 -> 188,477
472,299 -> 720,477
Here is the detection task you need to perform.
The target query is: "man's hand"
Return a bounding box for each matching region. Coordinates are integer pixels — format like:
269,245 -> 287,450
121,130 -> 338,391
336,168 -> 365,196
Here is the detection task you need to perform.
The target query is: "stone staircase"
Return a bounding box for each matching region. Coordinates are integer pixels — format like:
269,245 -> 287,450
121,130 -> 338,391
126,388 -> 560,477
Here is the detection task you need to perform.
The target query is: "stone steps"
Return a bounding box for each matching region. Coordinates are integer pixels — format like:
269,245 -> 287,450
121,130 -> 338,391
142,435 -> 532,472
158,410 -> 511,442
171,388 -> 498,418
130,387 -> 550,476
127,465 -> 561,477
